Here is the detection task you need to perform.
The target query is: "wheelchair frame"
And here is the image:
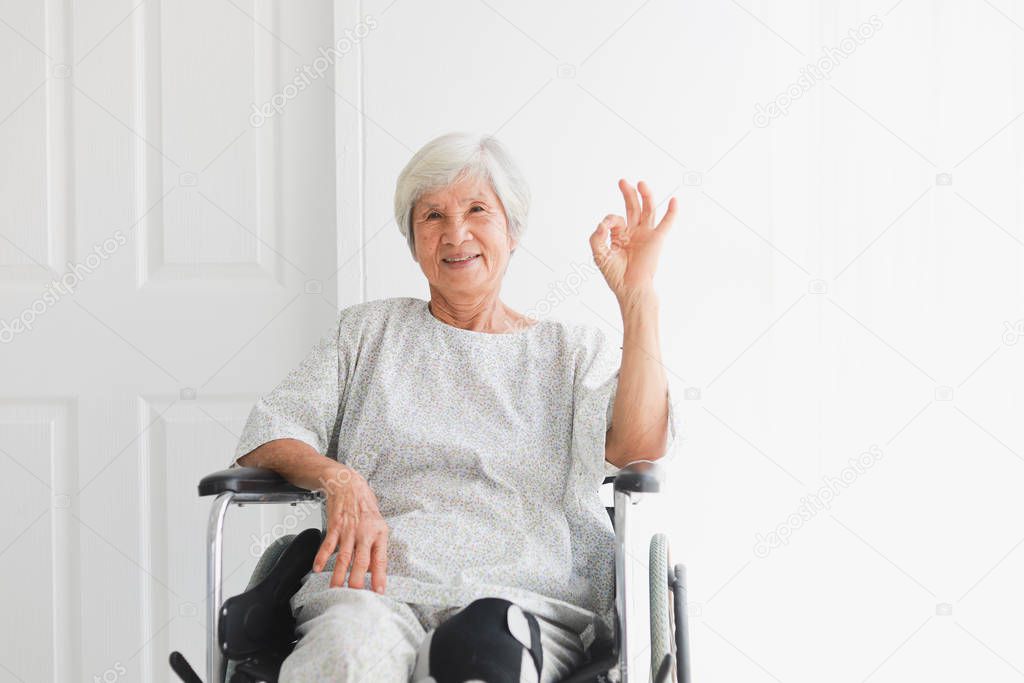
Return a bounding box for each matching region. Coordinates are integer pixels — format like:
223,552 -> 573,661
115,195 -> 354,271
170,461 -> 690,683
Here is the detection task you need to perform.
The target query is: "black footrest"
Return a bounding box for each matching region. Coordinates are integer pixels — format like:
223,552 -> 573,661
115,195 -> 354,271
219,528 -> 323,660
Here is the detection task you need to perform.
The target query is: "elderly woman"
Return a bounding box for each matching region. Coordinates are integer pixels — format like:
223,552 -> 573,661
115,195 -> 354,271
232,132 -> 679,682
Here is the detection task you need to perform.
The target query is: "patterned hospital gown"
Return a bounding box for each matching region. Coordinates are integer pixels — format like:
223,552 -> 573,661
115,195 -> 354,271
231,296 -> 678,648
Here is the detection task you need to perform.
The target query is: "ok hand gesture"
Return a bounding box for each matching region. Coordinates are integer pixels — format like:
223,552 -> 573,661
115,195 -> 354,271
589,179 -> 677,303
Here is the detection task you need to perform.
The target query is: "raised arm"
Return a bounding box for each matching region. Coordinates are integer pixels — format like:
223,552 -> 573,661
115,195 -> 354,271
589,178 -> 676,468
605,291 -> 670,467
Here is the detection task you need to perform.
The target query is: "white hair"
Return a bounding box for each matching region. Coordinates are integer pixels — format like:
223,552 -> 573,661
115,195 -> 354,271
393,132 -> 530,261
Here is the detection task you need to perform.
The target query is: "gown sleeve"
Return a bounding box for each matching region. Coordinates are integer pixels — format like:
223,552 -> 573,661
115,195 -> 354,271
570,325 -> 681,480
229,308 -> 354,469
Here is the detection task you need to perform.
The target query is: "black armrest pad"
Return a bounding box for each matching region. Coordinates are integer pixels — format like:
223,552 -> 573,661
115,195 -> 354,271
198,467 -> 311,497
613,460 -> 665,493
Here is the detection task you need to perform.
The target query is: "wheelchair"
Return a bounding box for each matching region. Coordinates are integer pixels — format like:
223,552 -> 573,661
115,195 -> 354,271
168,461 -> 690,683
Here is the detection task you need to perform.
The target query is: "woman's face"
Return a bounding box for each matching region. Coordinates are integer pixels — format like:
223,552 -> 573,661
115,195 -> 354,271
412,174 -> 516,299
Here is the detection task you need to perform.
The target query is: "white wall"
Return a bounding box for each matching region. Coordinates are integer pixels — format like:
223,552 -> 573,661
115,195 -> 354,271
356,2 -> 1024,678
1,0 -> 1022,681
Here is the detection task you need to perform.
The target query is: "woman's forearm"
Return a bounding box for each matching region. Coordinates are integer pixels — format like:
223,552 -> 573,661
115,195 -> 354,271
605,289 -> 670,467
237,438 -> 354,492
241,440 -> 387,588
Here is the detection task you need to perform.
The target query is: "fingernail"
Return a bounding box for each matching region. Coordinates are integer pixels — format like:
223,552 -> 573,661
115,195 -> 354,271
376,586 -> 384,594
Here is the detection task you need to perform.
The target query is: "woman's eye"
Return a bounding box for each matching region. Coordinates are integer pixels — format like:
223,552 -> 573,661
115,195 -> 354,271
470,206 -> 484,212
427,212 -> 441,219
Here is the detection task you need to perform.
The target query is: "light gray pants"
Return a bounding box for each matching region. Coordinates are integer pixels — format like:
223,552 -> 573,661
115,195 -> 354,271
278,586 -> 587,682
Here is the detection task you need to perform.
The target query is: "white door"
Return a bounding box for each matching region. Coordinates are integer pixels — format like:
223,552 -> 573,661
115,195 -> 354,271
0,1 -> 357,680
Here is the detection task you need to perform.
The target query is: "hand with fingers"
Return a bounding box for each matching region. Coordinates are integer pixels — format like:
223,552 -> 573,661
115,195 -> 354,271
589,179 -> 678,304
312,463 -> 389,594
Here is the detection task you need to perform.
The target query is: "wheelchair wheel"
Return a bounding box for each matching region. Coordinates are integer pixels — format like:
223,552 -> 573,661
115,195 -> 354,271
649,532 -> 676,682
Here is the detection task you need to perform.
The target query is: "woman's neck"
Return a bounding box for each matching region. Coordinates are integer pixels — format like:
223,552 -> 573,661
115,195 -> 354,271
427,290 -> 533,333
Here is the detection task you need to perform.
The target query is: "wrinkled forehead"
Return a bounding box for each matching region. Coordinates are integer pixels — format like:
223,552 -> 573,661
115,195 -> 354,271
415,173 -> 499,210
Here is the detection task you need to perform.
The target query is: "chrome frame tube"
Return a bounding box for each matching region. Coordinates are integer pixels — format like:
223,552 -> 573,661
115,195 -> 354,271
206,492 -> 233,683
614,488 -> 632,682
205,490 -> 321,683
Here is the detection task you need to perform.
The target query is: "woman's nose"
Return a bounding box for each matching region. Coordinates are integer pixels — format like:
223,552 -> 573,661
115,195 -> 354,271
441,215 -> 472,243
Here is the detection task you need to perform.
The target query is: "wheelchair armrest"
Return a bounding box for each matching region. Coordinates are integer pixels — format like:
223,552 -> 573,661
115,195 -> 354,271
612,460 -> 665,493
198,467 -> 311,497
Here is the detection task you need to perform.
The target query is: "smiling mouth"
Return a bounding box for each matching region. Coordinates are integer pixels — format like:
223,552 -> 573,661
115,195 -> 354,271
442,254 -> 480,263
